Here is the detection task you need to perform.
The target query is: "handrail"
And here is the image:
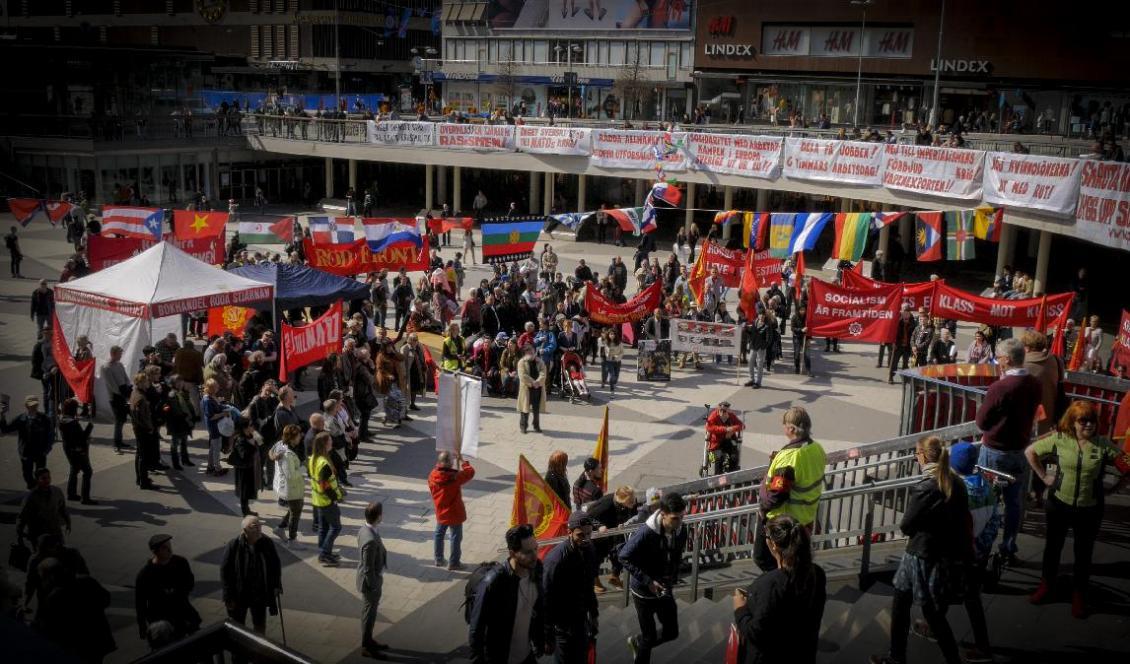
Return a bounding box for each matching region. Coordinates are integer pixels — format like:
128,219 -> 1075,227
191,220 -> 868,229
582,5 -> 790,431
133,619 -> 315,664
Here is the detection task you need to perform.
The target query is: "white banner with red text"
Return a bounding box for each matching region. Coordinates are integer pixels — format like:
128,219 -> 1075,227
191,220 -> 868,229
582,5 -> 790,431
669,319 -> 741,355
1075,160 -> 1130,252
590,129 -> 688,171
436,123 -> 516,151
983,152 -> 1082,215
515,126 -> 592,156
783,138 -> 884,186
881,144 -> 985,200
686,134 -> 782,180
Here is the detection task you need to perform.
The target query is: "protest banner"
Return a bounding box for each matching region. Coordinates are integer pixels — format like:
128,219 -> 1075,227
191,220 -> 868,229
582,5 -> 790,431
425,217 -> 474,235
930,283 -> 1073,327
840,269 -> 939,311
805,279 -> 902,343
279,301 -> 342,381
983,152 -> 1082,215
1075,160 -> 1130,252
670,319 -> 741,355
435,371 -> 482,458
750,249 -> 784,286
366,120 -> 436,146
686,133 -> 782,179
1109,310 -> 1130,370
881,144 -> 985,200
436,123 -> 516,151
584,280 -> 663,325
783,138 -> 884,186
207,306 -> 256,339
696,242 -> 746,287
303,237 -> 430,276
515,126 -> 592,156
590,129 -> 687,171
87,234 -> 224,271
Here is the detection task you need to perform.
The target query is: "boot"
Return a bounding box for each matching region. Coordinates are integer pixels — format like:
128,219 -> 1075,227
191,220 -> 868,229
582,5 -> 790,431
1029,579 -> 1051,604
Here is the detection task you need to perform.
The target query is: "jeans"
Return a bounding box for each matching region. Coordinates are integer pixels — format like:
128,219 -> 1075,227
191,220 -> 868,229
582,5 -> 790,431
631,593 -> 678,664
227,604 -> 267,634
113,418 -> 126,449
207,437 -> 222,471
434,523 -> 463,565
1042,495 -> 1101,590
279,498 -> 304,540
793,336 -> 811,374
65,451 -> 92,500
889,587 -> 961,664
316,503 -> 342,556
361,587 -> 383,649
977,445 -> 1029,555
553,622 -> 589,664
748,348 -> 766,385
170,434 -> 190,465
20,454 -> 46,489
601,360 -> 621,389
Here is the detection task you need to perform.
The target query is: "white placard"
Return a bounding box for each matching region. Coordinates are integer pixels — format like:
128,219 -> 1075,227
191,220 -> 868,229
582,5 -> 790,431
1075,159 -> 1130,252
669,319 -> 741,355
783,138 -> 884,185
436,123 -> 516,151
687,133 -> 782,180
366,120 -> 436,146
590,129 -> 688,171
881,144 -> 985,200
435,372 -> 482,458
982,152 -> 1082,215
515,126 -> 592,156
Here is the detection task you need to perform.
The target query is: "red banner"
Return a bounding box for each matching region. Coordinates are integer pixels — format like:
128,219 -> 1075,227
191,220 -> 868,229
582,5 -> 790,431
697,243 -> 746,287
750,249 -> 784,286
840,270 -> 939,311
279,301 -> 343,381
1112,310 -> 1130,370
303,237 -> 430,276
584,280 -> 663,325
207,306 -> 256,339
805,279 -> 902,343
426,217 -> 474,234
87,234 -> 225,271
52,312 -> 95,403
931,284 -> 1073,328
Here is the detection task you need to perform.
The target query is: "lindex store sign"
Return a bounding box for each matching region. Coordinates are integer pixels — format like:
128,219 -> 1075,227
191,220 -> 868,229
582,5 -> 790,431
704,15 -> 756,58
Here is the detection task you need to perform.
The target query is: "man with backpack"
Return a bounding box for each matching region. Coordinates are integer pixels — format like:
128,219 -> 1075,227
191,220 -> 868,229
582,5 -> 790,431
542,512 -> 600,664
467,524 -> 550,664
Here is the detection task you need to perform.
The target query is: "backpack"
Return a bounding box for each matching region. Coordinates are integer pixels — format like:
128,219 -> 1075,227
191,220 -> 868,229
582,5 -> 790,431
462,561 -> 505,624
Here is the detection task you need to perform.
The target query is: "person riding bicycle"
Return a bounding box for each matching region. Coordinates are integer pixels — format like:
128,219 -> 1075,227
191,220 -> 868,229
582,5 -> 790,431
705,401 -> 744,475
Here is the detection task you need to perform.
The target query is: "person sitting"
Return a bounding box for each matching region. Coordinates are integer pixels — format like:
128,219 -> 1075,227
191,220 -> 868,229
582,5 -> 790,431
705,401 -> 744,475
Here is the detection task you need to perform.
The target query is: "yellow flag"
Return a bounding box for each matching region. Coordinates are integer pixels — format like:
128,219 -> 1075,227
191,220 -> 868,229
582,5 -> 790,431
592,406 -> 609,493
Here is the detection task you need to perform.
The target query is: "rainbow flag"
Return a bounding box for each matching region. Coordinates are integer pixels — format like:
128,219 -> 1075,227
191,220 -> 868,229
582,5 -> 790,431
832,212 -> 873,262
481,217 -> 543,263
714,210 -> 740,226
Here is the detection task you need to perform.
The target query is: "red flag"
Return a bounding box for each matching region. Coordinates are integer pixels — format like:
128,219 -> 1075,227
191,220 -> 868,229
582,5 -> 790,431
51,312 -> 95,403
269,217 -> 295,244
593,407 -> 610,493
1067,323 -> 1087,371
173,210 -> 228,240
620,321 -> 636,346
738,249 -> 761,322
753,212 -> 771,251
1113,391 -> 1130,451
794,251 -> 806,301
1034,295 -> 1049,333
278,301 -> 343,382
207,306 -> 256,339
44,200 -> 77,225
7,198 -> 43,226
421,344 -> 440,394
510,454 -> 570,558
852,260 -> 865,275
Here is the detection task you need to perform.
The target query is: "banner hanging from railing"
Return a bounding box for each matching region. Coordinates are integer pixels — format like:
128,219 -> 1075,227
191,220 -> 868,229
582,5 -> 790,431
1075,160 -> 1130,252
366,120 -> 436,146
436,123 -> 516,151
515,126 -> 592,155
590,129 -> 688,171
881,144 -> 985,200
783,137 -> 884,186
983,152 -> 1082,215
686,133 -> 782,180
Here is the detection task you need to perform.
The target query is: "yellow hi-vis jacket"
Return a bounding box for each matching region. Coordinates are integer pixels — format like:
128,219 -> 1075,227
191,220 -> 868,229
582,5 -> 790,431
308,454 -> 343,508
764,439 -> 827,526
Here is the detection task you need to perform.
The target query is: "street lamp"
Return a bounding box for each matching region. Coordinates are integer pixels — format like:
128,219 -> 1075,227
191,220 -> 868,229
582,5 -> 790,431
555,43 -> 582,118
850,0 -> 874,128
928,0 -> 947,128
411,46 -> 439,114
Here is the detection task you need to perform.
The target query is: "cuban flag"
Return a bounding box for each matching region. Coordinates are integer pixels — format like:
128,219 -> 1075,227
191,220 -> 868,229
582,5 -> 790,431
788,212 -> 833,254
101,206 -> 164,240
363,217 -> 422,253
308,216 -> 354,244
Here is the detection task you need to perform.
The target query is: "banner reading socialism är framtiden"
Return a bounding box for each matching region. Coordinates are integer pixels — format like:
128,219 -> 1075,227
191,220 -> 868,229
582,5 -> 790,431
805,279 -> 902,343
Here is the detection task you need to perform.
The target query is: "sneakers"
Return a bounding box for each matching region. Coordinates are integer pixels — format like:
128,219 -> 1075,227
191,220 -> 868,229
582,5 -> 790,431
435,559 -> 447,568
627,636 -> 638,660
607,574 -> 624,589
448,561 -> 465,571
318,554 -> 338,567
1029,579 -> 1051,604
911,619 -> 936,642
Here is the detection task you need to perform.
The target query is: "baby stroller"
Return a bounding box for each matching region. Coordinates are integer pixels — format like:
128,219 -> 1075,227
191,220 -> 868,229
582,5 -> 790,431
560,351 -> 591,403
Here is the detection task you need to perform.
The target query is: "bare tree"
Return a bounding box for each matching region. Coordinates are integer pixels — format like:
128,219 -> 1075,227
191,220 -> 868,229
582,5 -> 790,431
614,47 -> 649,122
496,57 -> 520,115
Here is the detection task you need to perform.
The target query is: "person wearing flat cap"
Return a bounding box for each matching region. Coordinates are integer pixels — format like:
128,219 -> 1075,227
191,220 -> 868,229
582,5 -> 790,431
135,534 -> 201,649
1,394 -> 54,489
541,512 -> 600,664
220,515 -> 282,634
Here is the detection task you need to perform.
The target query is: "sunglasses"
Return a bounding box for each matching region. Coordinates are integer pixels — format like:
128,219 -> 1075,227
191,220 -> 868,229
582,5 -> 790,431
1076,418 -> 1097,425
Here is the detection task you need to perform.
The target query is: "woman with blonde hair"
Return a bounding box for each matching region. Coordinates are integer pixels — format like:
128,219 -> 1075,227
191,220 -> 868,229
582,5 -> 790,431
270,424 -> 306,542
1082,315 -> 1103,371
871,437 -> 970,664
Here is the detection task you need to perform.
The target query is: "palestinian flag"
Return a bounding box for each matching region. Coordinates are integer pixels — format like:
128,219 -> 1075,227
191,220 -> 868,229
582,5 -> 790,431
239,217 -> 294,244
481,217 -> 543,263
946,210 -> 975,261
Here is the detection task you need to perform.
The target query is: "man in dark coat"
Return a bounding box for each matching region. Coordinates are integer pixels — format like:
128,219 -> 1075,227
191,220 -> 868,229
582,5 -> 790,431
542,513 -> 600,663
1,395 -> 54,489
469,524 -> 550,664
135,534 -> 201,649
220,516 -> 282,634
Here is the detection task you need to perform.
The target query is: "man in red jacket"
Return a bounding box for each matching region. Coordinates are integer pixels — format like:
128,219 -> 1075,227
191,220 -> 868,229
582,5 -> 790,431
428,451 -> 475,571
705,401 -> 744,475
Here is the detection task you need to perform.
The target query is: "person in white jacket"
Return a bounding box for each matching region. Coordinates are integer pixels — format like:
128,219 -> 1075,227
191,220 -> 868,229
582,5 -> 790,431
270,424 -> 306,543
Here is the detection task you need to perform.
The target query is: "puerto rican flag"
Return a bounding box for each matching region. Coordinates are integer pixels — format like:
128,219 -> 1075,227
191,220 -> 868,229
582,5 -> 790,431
307,216 -> 355,244
363,217 -> 422,253
101,206 -> 164,240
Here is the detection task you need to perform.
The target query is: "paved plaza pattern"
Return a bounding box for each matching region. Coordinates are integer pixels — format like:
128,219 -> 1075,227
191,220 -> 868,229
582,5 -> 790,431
1,214 -> 1128,663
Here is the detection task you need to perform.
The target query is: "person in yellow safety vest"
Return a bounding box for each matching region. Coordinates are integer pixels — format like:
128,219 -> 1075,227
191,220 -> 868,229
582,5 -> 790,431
308,432 -> 345,567
755,406 -> 827,572
441,322 -> 466,373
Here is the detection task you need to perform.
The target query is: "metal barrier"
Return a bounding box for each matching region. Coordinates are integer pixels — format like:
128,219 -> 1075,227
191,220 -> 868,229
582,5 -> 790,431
132,620 -> 315,664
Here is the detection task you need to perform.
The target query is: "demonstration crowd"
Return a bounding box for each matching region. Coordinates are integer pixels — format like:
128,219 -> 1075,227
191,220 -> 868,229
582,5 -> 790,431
4,202 -> 1130,664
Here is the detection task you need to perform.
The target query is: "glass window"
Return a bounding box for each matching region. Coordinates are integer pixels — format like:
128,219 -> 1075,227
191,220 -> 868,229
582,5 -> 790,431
525,40 -> 534,62
499,40 -> 511,60
534,40 -> 548,62
681,42 -> 690,69
610,41 -> 624,65
488,40 -> 497,62
586,41 -> 597,64
651,42 -> 664,67
599,41 -> 609,64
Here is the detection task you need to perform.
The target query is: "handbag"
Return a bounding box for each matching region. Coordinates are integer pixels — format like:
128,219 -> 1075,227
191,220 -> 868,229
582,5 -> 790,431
9,540 -> 31,572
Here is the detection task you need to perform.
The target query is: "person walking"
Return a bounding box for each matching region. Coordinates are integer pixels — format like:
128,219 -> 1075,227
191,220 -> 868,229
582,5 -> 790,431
31,279 -> 54,331
134,534 -> 201,649
358,501 -> 390,659
33,558 -> 116,663
587,486 -> 638,593
975,338 -> 1042,565
16,468 -> 70,548
2,395 -> 54,489
598,328 -> 623,394
571,457 -> 603,510
270,424 -> 306,543
129,372 -> 158,490
619,493 -> 688,664
165,376 -> 196,470
6,225 -> 23,277
102,346 -> 133,453
58,398 -> 96,504
754,406 -> 826,572
201,378 -> 229,476
463,229 -> 477,265
220,515 -> 283,634
309,431 -> 345,566
870,436 -> 970,664
468,524 -> 549,664
887,305 -> 916,382
517,344 -> 547,434
428,451 -> 474,570
542,512 -> 600,664
1026,401 -> 1130,618
732,514 -> 826,664
744,312 -> 770,388
229,418 -> 263,517
944,443 -> 997,662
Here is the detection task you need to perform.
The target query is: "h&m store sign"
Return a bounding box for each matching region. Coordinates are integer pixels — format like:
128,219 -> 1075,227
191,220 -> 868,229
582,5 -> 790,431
759,24 -> 914,59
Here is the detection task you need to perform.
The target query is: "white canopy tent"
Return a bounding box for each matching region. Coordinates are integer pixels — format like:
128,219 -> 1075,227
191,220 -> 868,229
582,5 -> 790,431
54,242 -> 273,416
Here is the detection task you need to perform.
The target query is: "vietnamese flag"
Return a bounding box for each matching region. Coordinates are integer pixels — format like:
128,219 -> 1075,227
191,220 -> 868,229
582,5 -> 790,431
592,406 -> 610,493
44,200 -> 77,225
510,454 -> 570,558
173,210 -> 228,240
738,249 -> 761,322
207,305 -> 256,339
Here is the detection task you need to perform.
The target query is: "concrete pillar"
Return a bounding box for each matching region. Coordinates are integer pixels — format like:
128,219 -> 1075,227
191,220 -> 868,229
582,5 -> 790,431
899,213 -> 913,254
635,179 -> 645,207
543,172 -> 553,216
348,159 -> 358,190
529,171 -> 541,215
878,225 -> 891,255
1026,227 -> 1040,259
756,188 -> 769,211
95,161 -> 105,204
721,186 -> 734,240
684,181 -> 696,231
1033,230 -> 1052,295
425,163 -> 434,211
453,166 -> 462,214
437,165 -> 448,207
577,174 -> 587,213
840,197 -> 852,213
995,224 -> 1016,278
324,157 -> 334,198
